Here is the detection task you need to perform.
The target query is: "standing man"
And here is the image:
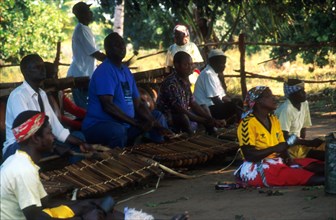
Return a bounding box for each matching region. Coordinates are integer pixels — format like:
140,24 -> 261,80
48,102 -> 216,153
275,79 -> 324,161
67,2 -> 106,109
82,32 -> 171,148
157,51 -> 226,135
194,49 -> 242,125
165,24 -> 204,92
3,54 -> 93,162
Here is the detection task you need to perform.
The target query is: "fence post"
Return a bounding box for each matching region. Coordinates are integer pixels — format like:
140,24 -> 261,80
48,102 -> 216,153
239,33 -> 247,99
54,42 -> 61,70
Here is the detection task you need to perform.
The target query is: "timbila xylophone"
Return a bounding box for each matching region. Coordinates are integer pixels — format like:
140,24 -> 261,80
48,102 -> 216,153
40,149 -> 162,198
40,132 -> 239,198
127,133 -> 239,167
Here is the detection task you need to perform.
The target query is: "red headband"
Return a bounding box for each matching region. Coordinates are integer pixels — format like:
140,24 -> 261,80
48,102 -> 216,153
13,113 -> 46,143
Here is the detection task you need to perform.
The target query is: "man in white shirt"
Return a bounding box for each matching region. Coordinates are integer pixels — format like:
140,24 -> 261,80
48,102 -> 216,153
3,54 -> 93,162
275,79 -> 324,161
194,49 -> 241,125
67,2 -> 106,109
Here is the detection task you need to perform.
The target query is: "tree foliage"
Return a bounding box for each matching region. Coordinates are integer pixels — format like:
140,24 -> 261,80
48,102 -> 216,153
0,0 -> 70,64
1,0 -> 335,67
98,0 -> 335,66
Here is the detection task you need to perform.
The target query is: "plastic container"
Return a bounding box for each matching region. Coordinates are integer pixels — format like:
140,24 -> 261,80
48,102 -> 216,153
325,132 -> 336,195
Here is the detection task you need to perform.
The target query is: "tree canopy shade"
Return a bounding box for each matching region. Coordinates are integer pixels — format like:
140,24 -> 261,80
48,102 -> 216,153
101,0 -> 336,67
0,0 -> 70,64
0,0 -> 335,67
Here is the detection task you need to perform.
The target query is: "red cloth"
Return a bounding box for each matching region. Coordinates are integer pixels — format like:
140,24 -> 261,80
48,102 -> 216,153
61,95 -> 86,130
61,116 -> 82,131
13,113 -> 46,143
248,158 -> 319,187
62,96 -> 86,119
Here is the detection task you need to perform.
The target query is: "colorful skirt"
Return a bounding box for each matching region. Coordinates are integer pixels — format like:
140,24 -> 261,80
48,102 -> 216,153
234,157 -> 319,187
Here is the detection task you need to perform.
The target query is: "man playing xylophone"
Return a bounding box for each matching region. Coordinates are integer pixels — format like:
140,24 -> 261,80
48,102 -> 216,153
1,110 -> 116,220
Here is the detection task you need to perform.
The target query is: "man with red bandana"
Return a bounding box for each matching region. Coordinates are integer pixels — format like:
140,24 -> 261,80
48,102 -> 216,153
1,110 -> 115,220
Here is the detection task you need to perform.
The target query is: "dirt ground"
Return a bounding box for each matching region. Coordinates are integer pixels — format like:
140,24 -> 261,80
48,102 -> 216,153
112,112 -> 336,220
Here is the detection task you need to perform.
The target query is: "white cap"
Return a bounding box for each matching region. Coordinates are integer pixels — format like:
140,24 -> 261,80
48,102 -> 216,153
173,24 -> 189,36
208,49 -> 225,59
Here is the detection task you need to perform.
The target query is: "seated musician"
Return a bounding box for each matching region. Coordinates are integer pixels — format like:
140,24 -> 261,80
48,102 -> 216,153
44,62 -> 86,131
0,110 -> 116,220
156,51 -> 226,135
193,49 -> 243,125
275,79 -> 324,161
82,32 -> 172,148
234,86 -> 324,187
3,54 -> 93,163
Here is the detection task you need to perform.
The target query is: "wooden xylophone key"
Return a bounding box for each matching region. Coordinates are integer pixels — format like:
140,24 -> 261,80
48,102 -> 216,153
131,142 -> 189,165
65,163 -> 111,193
117,154 -> 159,177
79,159 -> 129,187
171,140 -> 212,164
102,157 -> 144,182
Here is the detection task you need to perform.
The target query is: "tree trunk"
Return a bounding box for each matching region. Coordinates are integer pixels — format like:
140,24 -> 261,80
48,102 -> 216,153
239,33 -> 247,99
113,0 -> 124,37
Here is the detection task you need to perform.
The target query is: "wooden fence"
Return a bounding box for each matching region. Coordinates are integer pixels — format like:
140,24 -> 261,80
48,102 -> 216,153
1,35 -> 336,99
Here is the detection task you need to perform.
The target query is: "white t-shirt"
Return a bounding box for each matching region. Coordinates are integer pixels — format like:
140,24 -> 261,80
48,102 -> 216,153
165,42 -> 204,86
194,65 -> 226,106
165,42 -> 204,68
3,81 -> 70,155
67,23 -> 98,78
1,151 -> 47,220
275,99 -> 312,136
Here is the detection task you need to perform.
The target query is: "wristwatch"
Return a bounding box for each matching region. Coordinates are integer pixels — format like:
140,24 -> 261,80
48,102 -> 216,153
286,134 -> 298,146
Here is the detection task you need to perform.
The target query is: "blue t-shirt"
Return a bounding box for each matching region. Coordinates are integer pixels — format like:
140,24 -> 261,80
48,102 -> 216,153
82,59 -> 140,129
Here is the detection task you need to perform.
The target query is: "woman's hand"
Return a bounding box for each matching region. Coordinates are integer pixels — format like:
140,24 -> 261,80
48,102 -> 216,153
285,158 -> 302,168
274,142 -> 289,153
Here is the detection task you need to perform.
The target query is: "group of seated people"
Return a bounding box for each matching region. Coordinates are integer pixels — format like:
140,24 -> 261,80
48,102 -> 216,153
0,25 -> 327,220
1,110 -> 189,220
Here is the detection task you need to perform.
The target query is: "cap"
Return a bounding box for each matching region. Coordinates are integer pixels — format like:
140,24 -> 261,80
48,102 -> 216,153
72,2 -> 92,15
208,49 -> 225,59
173,24 -> 189,36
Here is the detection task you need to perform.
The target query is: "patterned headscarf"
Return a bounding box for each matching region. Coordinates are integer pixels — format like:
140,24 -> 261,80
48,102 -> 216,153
284,80 -> 304,97
13,113 -> 46,143
241,86 -> 268,119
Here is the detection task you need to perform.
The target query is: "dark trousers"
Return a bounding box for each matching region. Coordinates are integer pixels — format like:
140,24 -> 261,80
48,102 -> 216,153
83,110 -> 168,148
209,101 -> 242,124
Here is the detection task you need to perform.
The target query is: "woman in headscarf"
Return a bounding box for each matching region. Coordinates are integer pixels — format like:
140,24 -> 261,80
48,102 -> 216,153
234,86 -> 324,187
